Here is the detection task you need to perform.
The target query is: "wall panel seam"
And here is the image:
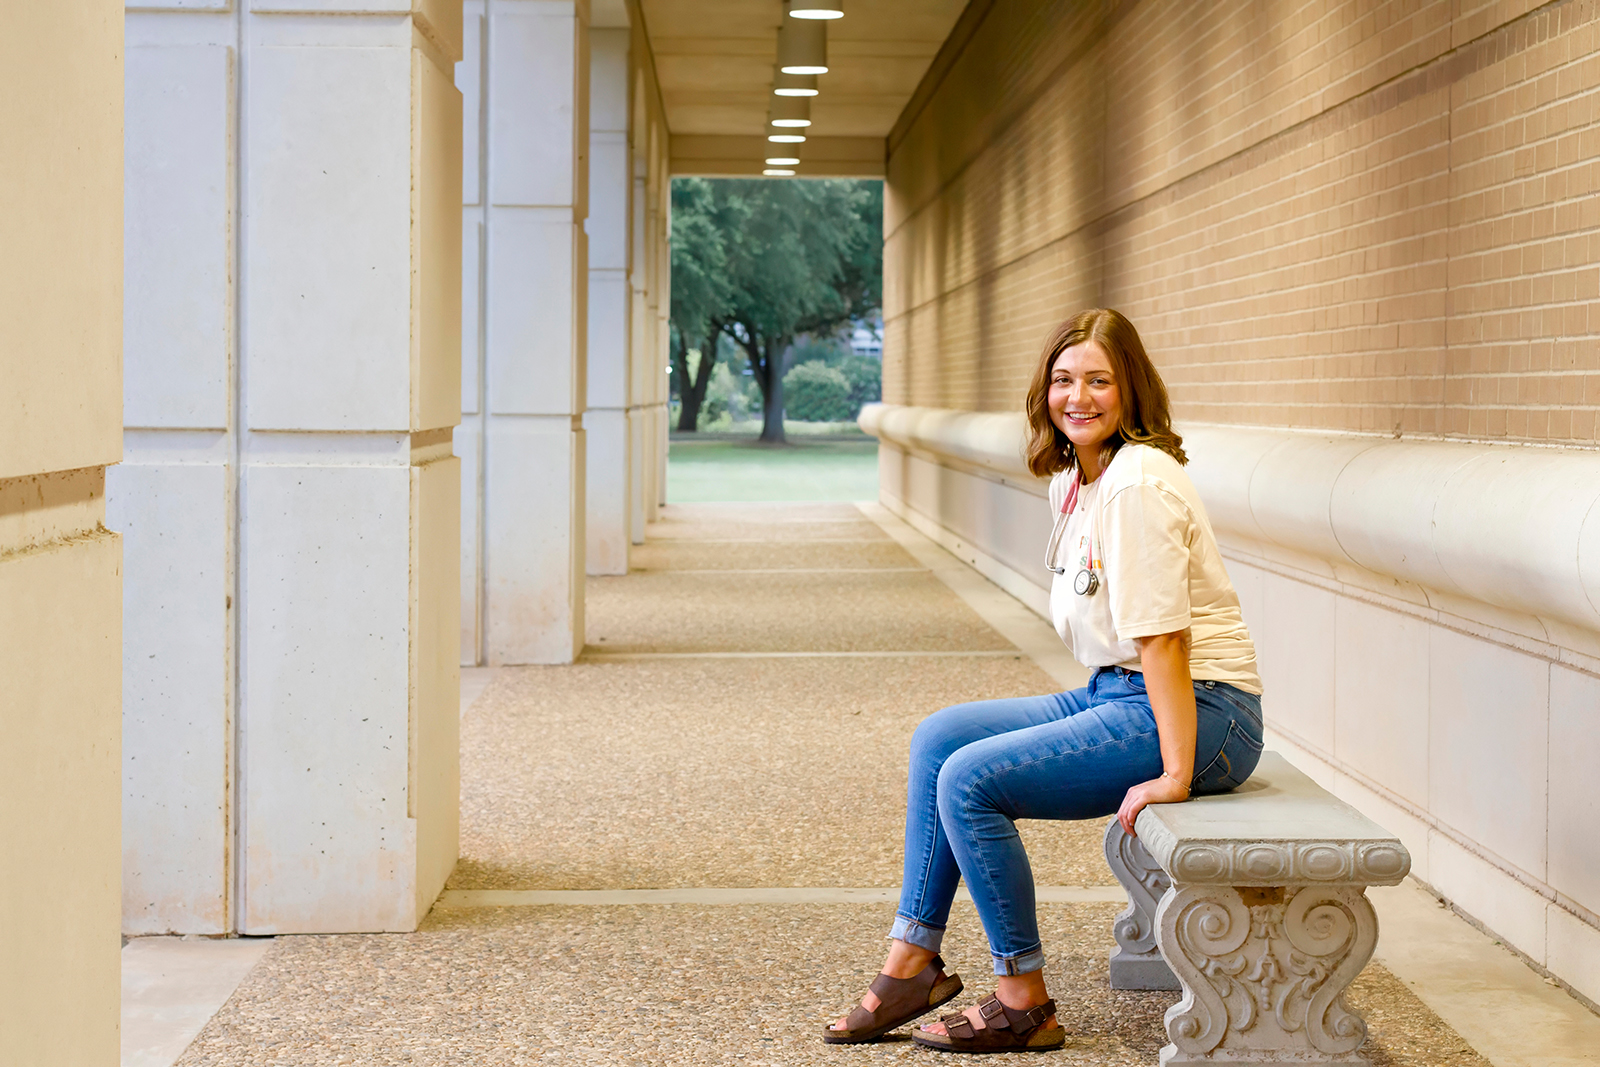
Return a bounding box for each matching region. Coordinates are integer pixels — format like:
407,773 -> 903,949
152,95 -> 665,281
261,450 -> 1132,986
1269,717 -> 1599,935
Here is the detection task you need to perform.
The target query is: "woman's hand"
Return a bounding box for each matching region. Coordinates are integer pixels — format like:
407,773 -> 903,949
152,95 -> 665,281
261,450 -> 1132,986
1125,628 -> 1198,837
1117,773 -> 1190,837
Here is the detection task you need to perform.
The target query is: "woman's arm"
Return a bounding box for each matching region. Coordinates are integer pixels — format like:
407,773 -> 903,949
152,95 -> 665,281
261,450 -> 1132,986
1116,628 -> 1195,835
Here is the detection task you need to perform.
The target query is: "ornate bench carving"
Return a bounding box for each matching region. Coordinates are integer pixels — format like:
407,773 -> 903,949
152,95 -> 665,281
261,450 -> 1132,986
1102,752 -> 1410,1066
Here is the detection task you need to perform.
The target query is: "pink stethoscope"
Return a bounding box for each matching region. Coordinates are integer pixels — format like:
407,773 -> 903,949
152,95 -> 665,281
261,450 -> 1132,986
1044,477 -> 1099,596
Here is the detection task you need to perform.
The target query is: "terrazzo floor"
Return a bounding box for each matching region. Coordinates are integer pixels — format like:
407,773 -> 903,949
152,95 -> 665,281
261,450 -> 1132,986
174,502 -> 1494,1066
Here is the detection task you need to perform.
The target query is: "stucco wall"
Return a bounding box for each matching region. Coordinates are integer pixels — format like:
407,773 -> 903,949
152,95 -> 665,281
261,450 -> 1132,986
878,0 -> 1600,1011
0,1 -> 125,1060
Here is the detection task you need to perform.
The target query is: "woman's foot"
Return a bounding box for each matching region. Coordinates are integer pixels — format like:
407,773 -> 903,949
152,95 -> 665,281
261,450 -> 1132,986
823,941 -> 962,1043
828,940 -> 941,1032
918,973 -> 1055,1037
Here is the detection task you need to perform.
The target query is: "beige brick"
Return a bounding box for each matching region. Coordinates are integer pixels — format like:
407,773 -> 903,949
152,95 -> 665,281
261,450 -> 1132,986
886,0 -> 1600,446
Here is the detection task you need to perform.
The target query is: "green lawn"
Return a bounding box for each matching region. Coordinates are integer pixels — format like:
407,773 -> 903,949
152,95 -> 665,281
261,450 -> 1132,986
666,434 -> 880,502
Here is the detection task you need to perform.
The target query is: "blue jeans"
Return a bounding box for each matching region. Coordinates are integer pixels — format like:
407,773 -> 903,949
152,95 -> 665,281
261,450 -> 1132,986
888,667 -> 1263,975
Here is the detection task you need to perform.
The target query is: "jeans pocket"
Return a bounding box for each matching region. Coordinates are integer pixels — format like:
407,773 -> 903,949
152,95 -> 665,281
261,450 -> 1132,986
1216,685 -> 1264,729
1192,719 -> 1265,794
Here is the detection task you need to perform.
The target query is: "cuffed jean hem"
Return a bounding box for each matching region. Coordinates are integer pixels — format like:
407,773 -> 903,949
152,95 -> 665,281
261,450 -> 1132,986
889,914 -> 945,954
992,946 -> 1046,977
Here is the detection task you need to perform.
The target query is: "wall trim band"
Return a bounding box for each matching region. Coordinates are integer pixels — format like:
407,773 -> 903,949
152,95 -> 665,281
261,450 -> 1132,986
861,403 -> 1600,659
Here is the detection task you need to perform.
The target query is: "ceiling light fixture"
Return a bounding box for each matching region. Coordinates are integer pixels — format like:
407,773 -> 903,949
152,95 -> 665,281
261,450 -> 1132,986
777,7 -> 828,74
773,68 -> 818,97
767,128 -> 807,144
764,156 -> 801,166
788,1 -> 843,17
763,168 -> 797,176
768,96 -> 811,128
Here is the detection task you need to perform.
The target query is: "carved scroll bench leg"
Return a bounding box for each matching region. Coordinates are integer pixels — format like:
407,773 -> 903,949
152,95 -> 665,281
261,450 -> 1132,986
1103,819 -> 1179,990
1154,883 -> 1379,1067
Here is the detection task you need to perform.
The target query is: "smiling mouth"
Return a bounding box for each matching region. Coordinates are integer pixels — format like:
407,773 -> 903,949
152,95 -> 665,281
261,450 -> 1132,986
1066,412 -> 1101,423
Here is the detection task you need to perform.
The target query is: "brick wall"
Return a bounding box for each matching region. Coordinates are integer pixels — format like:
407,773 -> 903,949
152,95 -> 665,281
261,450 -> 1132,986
884,0 -> 1600,444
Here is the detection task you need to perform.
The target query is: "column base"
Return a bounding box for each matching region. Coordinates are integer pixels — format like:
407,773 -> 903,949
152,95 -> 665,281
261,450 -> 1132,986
1161,1052 -> 1368,1067
1110,946 -> 1181,990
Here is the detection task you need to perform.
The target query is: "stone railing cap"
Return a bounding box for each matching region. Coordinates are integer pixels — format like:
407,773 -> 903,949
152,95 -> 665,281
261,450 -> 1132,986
1133,752 -> 1411,886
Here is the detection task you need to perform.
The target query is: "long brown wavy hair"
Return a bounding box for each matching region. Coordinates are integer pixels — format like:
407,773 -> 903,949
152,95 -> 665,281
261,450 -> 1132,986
1023,308 -> 1186,478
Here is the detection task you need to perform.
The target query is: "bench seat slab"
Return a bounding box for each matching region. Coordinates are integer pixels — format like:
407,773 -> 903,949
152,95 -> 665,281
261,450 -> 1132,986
1132,754 -> 1410,888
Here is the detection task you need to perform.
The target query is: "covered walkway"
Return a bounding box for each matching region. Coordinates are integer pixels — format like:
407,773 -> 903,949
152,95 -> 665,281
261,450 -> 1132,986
144,503 -> 1521,1066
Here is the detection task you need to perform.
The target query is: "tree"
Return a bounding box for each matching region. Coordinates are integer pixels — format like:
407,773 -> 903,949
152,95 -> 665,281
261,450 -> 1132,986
668,178 -> 745,431
667,177 -> 882,439
721,179 -> 881,442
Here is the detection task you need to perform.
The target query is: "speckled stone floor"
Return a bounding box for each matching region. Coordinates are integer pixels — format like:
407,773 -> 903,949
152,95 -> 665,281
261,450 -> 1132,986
586,571 -> 1017,653
174,503 -> 1495,1066
449,657 -> 1108,891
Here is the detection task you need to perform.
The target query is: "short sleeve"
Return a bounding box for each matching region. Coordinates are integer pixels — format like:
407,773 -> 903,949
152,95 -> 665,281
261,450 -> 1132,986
1101,482 -> 1192,640
1047,471 -> 1068,515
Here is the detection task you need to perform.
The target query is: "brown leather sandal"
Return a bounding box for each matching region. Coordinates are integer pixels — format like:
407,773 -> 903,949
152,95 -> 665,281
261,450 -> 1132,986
910,992 -> 1065,1054
822,955 -> 964,1044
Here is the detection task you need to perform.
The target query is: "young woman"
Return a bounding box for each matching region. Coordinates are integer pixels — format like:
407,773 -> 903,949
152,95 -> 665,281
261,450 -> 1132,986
825,308 -> 1264,1054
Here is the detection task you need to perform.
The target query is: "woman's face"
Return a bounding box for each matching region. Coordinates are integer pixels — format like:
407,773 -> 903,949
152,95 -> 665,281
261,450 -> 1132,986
1048,341 -> 1123,457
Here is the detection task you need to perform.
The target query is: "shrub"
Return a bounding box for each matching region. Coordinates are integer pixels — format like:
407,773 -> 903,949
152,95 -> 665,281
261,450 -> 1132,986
783,362 -> 854,422
836,356 -> 882,411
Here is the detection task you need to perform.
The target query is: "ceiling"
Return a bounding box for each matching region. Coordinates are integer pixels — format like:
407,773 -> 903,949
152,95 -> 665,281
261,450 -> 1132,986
636,0 -> 969,173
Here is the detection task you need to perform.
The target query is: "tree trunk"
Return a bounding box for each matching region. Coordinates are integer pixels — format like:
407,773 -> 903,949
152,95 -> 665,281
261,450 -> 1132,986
735,323 -> 787,444
759,336 -> 786,443
671,331 -> 697,431
675,327 -> 719,431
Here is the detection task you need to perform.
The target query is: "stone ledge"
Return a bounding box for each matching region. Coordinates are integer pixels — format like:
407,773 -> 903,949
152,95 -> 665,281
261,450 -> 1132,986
858,402 -> 1600,643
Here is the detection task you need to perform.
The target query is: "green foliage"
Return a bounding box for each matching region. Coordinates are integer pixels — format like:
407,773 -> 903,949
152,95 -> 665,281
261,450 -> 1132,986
668,176 -> 883,440
717,178 -> 881,345
835,355 -> 882,411
669,180 -> 746,345
789,335 -> 852,366
703,362 -> 754,424
783,362 -> 854,422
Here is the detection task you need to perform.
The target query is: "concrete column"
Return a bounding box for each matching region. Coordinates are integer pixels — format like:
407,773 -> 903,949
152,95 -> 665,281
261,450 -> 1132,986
585,22 -> 632,576
629,79 -> 672,541
115,1 -> 463,934
464,0 -> 589,665
459,3 -> 486,665
0,2 -> 124,1059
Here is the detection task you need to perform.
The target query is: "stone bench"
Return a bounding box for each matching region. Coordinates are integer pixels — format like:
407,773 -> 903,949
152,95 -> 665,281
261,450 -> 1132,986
1101,752 -> 1411,1066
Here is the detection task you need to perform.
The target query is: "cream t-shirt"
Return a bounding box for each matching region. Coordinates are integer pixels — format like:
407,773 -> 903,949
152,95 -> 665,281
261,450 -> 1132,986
1047,443 -> 1263,694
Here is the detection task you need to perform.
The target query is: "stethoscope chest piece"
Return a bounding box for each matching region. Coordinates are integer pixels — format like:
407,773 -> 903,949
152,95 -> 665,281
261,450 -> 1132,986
1073,567 -> 1099,597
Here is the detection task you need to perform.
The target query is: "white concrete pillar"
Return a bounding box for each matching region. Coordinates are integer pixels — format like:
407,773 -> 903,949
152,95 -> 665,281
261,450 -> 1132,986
459,4 -> 486,665
461,0 -> 590,664
0,3 -> 124,1058
585,22 -> 632,576
115,1 -> 463,934
628,81 -> 672,540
